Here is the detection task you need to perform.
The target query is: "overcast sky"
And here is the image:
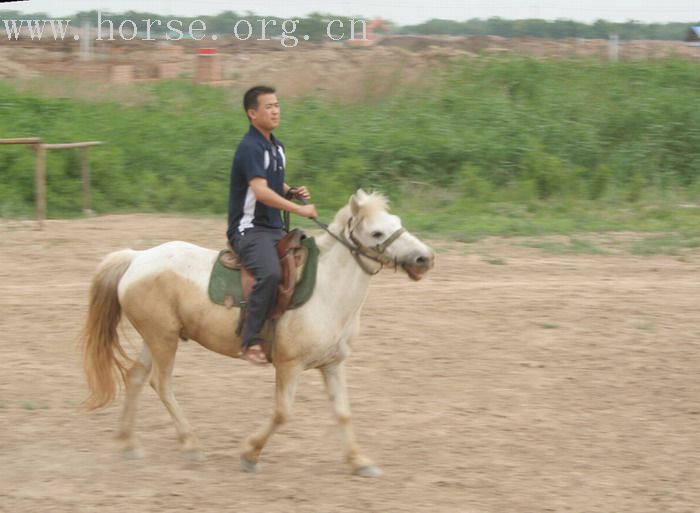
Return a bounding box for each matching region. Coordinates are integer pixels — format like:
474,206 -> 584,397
5,0 -> 699,25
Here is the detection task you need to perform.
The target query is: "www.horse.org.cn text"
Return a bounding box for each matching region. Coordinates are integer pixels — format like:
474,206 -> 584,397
1,11 -> 371,48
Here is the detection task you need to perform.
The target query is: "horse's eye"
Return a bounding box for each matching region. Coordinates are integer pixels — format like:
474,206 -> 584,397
371,231 -> 384,239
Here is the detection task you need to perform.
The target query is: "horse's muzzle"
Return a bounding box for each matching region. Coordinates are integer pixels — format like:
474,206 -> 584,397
402,249 -> 435,281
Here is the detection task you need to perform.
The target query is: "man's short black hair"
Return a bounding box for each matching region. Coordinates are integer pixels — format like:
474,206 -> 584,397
243,85 -> 276,114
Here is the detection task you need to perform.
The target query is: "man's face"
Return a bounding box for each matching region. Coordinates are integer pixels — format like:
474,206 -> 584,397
248,93 -> 280,132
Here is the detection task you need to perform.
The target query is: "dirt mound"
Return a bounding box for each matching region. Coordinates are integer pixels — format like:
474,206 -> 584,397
2,35 -> 698,99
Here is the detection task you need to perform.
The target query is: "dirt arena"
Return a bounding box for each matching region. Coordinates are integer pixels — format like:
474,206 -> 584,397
0,214 -> 698,512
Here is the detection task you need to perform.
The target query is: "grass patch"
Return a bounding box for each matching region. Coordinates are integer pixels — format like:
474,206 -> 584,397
396,189 -> 700,239
630,234 -> 700,255
449,232 -> 485,244
21,401 -> 49,410
522,237 -> 609,255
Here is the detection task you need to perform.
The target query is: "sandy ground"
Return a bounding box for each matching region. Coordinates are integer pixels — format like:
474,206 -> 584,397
0,214 -> 698,513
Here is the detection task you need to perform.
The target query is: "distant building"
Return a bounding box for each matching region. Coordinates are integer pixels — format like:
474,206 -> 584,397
346,18 -> 390,46
687,26 -> 700,46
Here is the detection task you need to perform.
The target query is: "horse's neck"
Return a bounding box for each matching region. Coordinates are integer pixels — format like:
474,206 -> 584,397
315,235 -> 373,324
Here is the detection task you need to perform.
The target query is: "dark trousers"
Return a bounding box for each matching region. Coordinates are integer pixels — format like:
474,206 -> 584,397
230,227 -> 284,348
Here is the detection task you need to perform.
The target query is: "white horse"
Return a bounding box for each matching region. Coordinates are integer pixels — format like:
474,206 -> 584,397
81,189 -> 435,477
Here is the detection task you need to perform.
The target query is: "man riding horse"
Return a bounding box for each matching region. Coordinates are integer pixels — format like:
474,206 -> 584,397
81,87 -> 435,476
227,85 -> 317,365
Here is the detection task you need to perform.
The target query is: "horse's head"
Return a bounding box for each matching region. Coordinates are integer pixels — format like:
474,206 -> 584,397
346,189 -> 435,280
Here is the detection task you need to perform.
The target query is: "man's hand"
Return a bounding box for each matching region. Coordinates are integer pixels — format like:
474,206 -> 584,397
250,178 -> 316,218
296,204 -> 318,219
294,186 -> 311,200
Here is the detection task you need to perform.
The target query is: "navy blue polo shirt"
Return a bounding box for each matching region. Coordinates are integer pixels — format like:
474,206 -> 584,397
227,125 -> 286,240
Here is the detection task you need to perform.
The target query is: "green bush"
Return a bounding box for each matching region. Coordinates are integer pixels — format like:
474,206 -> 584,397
1,57 -> 699,237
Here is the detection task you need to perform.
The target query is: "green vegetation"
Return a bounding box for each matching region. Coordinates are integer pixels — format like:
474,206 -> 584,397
400,18 -> 700,40
630,233 -> 700,255
1,57 -> 699,240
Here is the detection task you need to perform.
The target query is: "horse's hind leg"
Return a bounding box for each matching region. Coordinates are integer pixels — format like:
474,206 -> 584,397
117,345 -> 152,458
320,362 -> 382,477
147,332 -> 206,461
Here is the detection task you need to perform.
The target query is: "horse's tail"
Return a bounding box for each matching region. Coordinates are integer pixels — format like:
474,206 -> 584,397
81,249 -> 136,411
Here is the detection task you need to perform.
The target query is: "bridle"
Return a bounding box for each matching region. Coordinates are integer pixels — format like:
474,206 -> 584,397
312,216 -> 405,276
284,192 -> 405,275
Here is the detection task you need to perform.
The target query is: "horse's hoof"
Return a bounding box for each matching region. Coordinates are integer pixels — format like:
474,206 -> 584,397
123,447 -> 145,460
354,465 -> 383,478
240,455 -> 260,473
184,449 -> 207,462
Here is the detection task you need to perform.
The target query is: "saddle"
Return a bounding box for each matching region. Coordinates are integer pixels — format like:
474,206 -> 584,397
219,228 -> 309,321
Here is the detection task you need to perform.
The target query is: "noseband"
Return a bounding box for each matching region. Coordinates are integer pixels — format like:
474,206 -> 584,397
345,217 -> 405,275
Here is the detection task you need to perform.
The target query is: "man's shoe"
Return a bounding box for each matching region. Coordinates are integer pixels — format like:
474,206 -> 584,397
241,343 -> 269,365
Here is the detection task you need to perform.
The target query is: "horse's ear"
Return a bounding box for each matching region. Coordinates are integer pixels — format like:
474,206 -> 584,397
350,193 -> 360,216
350,188 -> 368,216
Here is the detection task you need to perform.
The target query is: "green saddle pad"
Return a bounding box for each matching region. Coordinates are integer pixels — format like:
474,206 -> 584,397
208,236 -> 319,309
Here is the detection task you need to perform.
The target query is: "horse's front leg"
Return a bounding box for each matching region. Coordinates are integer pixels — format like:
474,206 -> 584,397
320,362 -> 382,477
240,362 -> 302,472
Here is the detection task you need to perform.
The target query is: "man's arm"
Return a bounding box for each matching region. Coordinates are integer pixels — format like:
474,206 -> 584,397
250,178 -> 317,218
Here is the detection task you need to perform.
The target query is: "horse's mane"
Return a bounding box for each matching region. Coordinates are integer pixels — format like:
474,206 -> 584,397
357,191 -> 390,217
317,191 -> 389,253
